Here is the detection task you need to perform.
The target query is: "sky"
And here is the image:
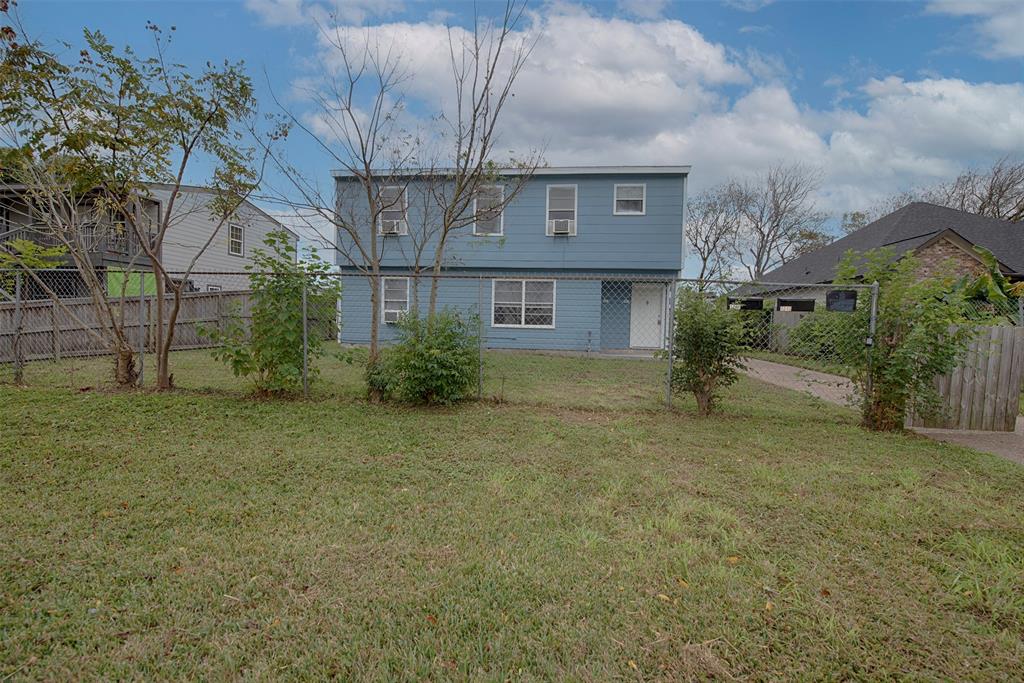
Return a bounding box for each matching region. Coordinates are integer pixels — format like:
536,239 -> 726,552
18,0 -> 1024,228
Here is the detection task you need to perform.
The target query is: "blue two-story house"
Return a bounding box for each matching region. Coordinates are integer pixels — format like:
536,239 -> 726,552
334,165 -> 689,352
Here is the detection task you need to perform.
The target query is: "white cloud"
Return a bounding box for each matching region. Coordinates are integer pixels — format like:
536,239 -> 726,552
738,24 -> 771,34
245,0 -> 306,27
926,0 -> 1024,59
723,0 -> 775,12
616,0 -> 670,19
245,0 -> 403,27
266,1 -> 1024,214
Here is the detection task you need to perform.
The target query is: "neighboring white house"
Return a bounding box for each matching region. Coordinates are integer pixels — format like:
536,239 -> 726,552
145,183 -> 298,292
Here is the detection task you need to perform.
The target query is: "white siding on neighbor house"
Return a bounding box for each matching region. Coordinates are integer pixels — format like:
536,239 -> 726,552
146,187 -> 293,291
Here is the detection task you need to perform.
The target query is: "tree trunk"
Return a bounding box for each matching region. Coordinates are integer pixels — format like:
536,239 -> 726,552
114,344 -> 138,386
694,389 -> 714,415
367,271 -> 383,402
156,287 -> 182,390
428,227 -> 450,317
154,273 -> 167,386
862,394 -> 905,432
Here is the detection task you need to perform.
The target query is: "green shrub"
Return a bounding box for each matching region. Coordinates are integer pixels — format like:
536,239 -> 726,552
737,308 -> 773,350
367,310 -> 479,405
787,309 -> 862,364
201,231 -> 342,396
834,249 -> 973,431
670,289 -> 746,415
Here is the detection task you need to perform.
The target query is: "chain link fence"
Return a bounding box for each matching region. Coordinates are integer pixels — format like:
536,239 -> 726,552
8,268 -> 1019,412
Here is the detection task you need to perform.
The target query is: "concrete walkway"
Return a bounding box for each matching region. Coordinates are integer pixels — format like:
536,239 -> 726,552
743,357 -> 1024,465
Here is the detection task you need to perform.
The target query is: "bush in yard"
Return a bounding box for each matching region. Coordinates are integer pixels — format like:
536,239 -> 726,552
366,310 -> 479,405
669,289 -> 746,415
787,309 -> 862,366
737,308 -> 773,350
833,249 -> 973,431
202,231 -> 342,396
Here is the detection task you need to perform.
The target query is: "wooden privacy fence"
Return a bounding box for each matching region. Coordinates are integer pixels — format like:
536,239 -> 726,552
0,290 -> 252,363
909,325 -> 1024,432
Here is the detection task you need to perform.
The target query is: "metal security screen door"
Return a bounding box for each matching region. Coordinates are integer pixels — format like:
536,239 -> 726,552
629,283 -> 664,349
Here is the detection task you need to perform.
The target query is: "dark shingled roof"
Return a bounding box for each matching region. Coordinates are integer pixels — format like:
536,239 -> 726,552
761,202 -> 1024,284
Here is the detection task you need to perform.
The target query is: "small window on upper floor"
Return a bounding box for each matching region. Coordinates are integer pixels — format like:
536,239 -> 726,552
378,186 -> 408,235
613,184 -> 646,215
546,184 -> 577,236
228,224 -> 244,256
473,185 -> 504,236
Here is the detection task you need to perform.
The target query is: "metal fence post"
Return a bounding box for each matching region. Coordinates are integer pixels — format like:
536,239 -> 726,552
13,272 -> 23,384
301,277 -> 309,398
477,276 -> 484,400
664,280 -> 677,408
137,275 -> 145,387
866,281 -> 880,399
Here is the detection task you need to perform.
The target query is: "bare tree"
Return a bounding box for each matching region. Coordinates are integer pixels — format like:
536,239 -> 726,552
728,163 -> 829,280
260,28 -> 419,373
685,186 -> 739,287
925,156 -> 1024,222
854,157 -> 1024,225
421,1 -> 541,314
263,0 -> 539,375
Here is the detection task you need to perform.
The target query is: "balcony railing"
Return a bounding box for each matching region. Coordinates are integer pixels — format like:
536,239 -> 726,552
0,223 -> 155,257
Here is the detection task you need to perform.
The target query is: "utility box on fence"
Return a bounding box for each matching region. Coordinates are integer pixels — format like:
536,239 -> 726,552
908,325 -> 1024,432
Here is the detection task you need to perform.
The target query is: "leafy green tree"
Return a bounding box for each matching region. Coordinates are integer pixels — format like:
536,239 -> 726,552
669,289 -> 746,415
0,10 -> 270,387
202,231 -> 341,396
834,249 -> 973,431
366,311 -> 479,405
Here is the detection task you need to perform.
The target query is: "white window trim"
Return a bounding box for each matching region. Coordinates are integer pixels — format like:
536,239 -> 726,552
545,184 -> 578,236
207,285 -> 222,292
490,278 -> 556,329
381,276 -> 410,321
377,185 -> 409,236
228,223 -> 244,257
472,185 -> 505,236
613,183 -> 647,216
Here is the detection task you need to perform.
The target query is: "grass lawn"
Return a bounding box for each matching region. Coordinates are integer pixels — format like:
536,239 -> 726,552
4,345 -> 670,411
2,355 -> 1024,679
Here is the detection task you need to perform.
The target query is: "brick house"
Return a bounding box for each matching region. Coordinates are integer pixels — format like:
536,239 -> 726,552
760,202 -> 1023,288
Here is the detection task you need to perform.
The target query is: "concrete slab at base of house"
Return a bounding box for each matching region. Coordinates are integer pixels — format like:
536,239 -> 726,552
742,357 -> 1024,466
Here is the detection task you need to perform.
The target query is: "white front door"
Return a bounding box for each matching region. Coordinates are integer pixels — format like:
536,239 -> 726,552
629,283 -> 664,349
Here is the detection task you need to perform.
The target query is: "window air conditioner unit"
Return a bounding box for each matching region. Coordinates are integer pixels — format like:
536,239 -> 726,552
549,219 -> 574,235
383,309 -> 402,324
380,219 -> 402,235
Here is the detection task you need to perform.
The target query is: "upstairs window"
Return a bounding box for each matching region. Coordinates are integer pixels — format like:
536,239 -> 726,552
382,277 -> 410,323
614,184 -> 646,215
492,279 -> 555,328
473,185 -> 504,236
228,224 -> 244,256
546,185 -> 577,236
378,186 -> 408,235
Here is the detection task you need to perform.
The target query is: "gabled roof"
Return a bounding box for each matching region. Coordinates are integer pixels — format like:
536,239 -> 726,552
761,202 -> 1024,283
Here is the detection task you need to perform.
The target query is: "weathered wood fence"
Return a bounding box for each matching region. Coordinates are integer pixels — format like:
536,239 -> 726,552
909,325 -> 1024,432
0,290 -> 252,363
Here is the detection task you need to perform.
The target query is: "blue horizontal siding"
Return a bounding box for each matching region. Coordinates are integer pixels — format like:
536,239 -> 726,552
339,272 -> 612,351
336,172 -> 686,273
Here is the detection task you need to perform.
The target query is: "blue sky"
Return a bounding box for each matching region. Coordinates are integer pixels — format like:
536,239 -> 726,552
19,0 -> 1024,221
